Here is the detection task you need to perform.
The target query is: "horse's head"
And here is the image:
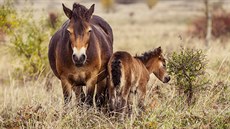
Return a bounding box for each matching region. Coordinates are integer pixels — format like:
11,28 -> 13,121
148,47 -> 170,83
137,47 -> 170,83
62,3 -> 95,67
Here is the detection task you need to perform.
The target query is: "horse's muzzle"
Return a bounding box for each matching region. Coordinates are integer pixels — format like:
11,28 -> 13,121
72,54 -> 86,67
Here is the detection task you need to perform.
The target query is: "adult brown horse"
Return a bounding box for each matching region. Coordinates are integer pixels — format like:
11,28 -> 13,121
48,3 -> 113,106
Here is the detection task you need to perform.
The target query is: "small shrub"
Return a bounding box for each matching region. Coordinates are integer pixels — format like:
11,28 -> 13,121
9,15 -> 50,79
168,48 -> 208,105
0,0 -> 51,79
0,0 -> 64,80
0,0 -> 19,41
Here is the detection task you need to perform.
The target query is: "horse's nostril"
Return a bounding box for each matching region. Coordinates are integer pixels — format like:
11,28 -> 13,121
80,54 -> 86,62
72,54 -> 86,66
72,54 -> 78,61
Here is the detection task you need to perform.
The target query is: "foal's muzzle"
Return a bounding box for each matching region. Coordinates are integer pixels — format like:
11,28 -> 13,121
72,54 -> 86,67
163,75 -> 171,83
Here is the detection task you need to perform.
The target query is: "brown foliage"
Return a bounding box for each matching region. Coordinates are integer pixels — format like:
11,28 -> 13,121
1,105 -> 60,129
189,11 -> 230,40
48,12 -> 58,29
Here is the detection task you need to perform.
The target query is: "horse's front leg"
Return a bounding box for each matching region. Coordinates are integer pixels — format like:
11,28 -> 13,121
72,86 -> 85,105
61,78 -> 73,106
85,78 -> 97,106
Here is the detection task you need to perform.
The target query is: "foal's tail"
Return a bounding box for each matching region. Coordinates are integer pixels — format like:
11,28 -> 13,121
111,55 -> 122,88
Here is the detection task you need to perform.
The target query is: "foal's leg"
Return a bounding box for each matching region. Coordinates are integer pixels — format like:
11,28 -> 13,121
61,78 -> 72,106
118,90 -> 129,121
119,80 -> 131,120
137,81 -> 147,112
108,78 -> 116,112
127,91 -> 135,115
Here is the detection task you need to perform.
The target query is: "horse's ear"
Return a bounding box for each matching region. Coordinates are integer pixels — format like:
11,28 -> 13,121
62,3 -> 72,19
157,46 -> 162,55
85,4 -> 95,21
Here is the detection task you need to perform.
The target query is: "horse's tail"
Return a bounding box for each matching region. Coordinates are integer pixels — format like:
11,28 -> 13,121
111,55 -> 122,88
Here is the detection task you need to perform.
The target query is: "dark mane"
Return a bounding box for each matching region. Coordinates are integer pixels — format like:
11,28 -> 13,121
72,3 -> 88,19
71,3 -> 89,36
134,47 -> 162,63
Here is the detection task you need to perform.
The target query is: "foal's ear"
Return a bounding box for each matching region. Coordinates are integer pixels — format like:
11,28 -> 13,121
62,3 -> 72,19
85,4 -> 95,21
157,46 -> 162,55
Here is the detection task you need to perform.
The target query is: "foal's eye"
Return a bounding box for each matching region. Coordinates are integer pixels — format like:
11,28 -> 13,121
88,29 -> 92,33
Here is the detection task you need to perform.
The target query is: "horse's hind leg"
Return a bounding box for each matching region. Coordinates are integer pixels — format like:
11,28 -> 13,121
96,78 -> 107,107
108,78 -> 116,113
116,92 -> 129,121
137,81 -> 147,113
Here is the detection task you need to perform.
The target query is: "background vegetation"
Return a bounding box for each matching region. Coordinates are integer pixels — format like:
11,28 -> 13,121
0,0 -> 229,128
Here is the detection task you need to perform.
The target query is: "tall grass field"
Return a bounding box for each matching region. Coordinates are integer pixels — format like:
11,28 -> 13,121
0,0 -> 229,128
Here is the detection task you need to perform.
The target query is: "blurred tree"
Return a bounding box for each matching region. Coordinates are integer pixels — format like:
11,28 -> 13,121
0,0 -> 58,80
146,0 -> 158,9
116,0 -> 137,4
100,0 -> 115,13
0,0 -> 18,42
204,0 -> 212,47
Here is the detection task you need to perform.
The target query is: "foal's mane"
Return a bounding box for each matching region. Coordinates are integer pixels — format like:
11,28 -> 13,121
134,47 -> 162,63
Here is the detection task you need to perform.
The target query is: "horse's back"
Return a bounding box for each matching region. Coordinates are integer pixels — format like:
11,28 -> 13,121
48,20 -> 71,79
108,51 -> 133,82
48,27 -> 64,79
91,15 -> 114,79
108,51 -> 148,83
48,31 -> 59,79
91,15 -> 113,44
111,51 -> 133,62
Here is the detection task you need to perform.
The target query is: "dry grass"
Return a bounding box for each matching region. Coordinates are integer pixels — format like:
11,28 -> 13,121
0,1 -> 230,128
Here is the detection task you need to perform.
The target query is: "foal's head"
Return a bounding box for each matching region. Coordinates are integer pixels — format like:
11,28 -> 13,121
136,47 -> 170,83
62,3 -> 95,67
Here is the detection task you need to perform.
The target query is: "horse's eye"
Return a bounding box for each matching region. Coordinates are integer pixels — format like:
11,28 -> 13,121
163,63 -> 166,67
88,29 -> 92,33
67,28 -> 72,35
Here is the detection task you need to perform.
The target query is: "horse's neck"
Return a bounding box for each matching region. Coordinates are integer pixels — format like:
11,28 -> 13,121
135,57 -> 151,74
143,59 -> 156,74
